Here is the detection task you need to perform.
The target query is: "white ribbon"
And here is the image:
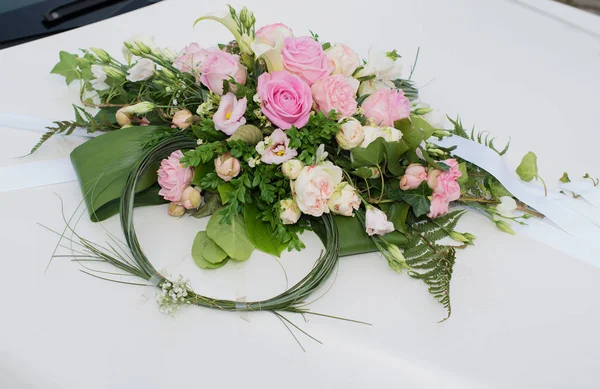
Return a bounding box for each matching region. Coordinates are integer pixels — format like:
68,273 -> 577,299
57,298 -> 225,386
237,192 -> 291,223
0,112 -> 97,138
0,158 -> 77,192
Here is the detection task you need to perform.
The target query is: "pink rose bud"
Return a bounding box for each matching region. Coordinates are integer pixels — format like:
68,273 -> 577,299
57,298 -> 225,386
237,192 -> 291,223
157,150 -> 195,203
279,198 -> 301,225
214,152 -> 241,182
199,48 -> 247,95
327,182 -> 360,217
399,164 -> 428,190
281,159 -> 304,180
361,88 -> 410,127
180,187 -> 202,209
168,202 -> 186,217
172,109 -> 194,130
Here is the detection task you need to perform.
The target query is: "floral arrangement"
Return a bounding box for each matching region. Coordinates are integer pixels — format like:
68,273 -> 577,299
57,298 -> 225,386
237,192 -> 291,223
44,6 -> 557,327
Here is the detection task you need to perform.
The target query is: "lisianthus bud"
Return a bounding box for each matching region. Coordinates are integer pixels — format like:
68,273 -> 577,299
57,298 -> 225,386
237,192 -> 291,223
281,159 -> 304,180
181,187 -> 202,209
327,182 -> 360,216
116,107 -> 132,127
103,66 -> 126,79
279,198 -> 301,225
387,244 -> 406,263
336,118 -> 364,150
495,220 -> 516,235
90,47 -> 111,62
214,152 -> 241,182
368,167 -> 381,179
464,232 -> 476,241
122,102 -> 155,115
168,202 -> 185,217
172,109 -> 194,130
449,231 -> 470,243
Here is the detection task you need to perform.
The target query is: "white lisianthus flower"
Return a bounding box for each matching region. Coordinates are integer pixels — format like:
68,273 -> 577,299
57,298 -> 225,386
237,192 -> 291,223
365,206 -> 395,236
315,144 -> 328,163
126,58 -> 155,82
90,65 -> 109,91
123,34 -> 157,63
279,198 -> 301,225
281,159 -> 304,180
292,162 -> 343,217
493,196 -> 517,222
336,118 -> 364,150
327,182 -> 361,217
360,126 -> 402,148
326,43 -> 360,78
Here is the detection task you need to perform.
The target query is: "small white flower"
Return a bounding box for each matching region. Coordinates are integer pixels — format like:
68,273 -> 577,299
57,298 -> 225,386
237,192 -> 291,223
315,144 -> 328,163
90,65 -> 109,91
253,93 -> 262,104
494,196 -> 517,222
196,139 -> 204,145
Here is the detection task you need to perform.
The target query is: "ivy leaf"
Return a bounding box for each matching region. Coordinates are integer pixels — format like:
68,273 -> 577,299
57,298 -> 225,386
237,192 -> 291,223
50,51 -> 80,85
244,203 -> 287,257
516,152 -> 538,182
206,214 -> 254,261
386,203 -> 410,233
395,118 -> 423,150
351,137 -> 386,167
388,181 -> 432,217
411,115 -> 436,140
191,231 -> 229,269
559,172 -> 571,183
384,141 -> 409,176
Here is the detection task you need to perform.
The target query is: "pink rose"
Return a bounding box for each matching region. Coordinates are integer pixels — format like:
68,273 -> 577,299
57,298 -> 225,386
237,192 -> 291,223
311,75 -> 359,118
257,128 -> 298,164
213,92 -> 247,135
282,36 -> 334,86
199,48 -> 246,95
361,88 -> 410,127
214,152 -> 241,182
325,43 -> 360,78
257,70 -> 312,130
157,150 -> 194,203
365,206 -> 395,236
173,43 -> 203,73
292,162 -> 343,217
400,164 -> 428,190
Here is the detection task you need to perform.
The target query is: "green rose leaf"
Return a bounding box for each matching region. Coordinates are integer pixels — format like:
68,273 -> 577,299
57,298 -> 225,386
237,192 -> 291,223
50,51 -> 80,85
351,137 -> 386,167
206,213 -> 254,261
388,181 -> 432,217
244,203 -> 287,257
192,231 -> 229,267
516,151 -> 538,182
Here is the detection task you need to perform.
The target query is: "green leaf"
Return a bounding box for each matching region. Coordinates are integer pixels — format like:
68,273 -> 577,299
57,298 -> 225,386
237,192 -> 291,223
411,115 -> 436,140
388,181 -> 432,217
206,214 -> 254,261
457,162 -> 468,185
50,51 -> 80,85
384,141 -> 409,176
516,151 -> 538,182
351,137 -> 386,168
395,118 -> 423,150
70,125 -> 168,221
191,161 -> 216,187
386,203 -> 410,233
217,183 -> 235,204
227,124 -> 263,145
559,172 -> 571,183
192,192 -> 222,219
192,231 -> 228,266
244,203 -> 287,257
352,167 -> 376,179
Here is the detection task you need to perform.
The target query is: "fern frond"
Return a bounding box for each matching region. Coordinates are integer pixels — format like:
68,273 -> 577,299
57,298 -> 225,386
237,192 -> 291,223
449,116 -> 510,155
27,121 -> 78,155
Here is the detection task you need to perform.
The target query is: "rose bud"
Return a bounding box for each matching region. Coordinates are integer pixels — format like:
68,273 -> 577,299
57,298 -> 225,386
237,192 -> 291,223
168,202 -> 185,217
327,182 -> 360,217
214,152 -> 241,182
172,109 -> 194,130
336,118 -> 364,150
281,159 -> 304,180
116,107 -> 132,127
399,164 -> 428,190
279,198 -> 301,225
180,187 -> 202,209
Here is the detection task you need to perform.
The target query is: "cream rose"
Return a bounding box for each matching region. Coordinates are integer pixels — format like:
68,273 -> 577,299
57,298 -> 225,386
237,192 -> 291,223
336,118 -> 364,150
292,162 -> 343,217
279,198 -> 301,225
326,43 -> 360,78
327,182 -> 360,216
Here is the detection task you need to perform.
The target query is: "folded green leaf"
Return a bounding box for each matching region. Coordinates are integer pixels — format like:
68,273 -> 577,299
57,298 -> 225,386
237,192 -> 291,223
351,137 -> 386,168
206,213 -> 254,261
411,115 -> 436,140
192,231 -> 229,266
244,203 -> 287,257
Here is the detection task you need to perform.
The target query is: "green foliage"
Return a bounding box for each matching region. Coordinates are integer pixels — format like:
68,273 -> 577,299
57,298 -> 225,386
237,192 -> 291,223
516,151 -> 547,195
388,182 -> 432,217
392,79 -> 419,101
244,203 -> 287,257
206,213 -> 254,261
192,231 -> 229,269
449,116 -> 510,156
51,51 -> 80,84
386,203 -> 409,233
559,172 -> 571,183
287,111 -> 340,164
192,192 -> 222,219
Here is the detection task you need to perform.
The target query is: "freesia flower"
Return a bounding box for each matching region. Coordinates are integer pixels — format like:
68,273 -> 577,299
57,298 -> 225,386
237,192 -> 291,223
90,65 -> 109,91
493,196 -> 517,222
361,88 -> 411,127
400,164 -> 428,190
365,206 -> 395,236
213,93 -> 247,135
157,150 -> 194,203
336,118 -> 364,150
281,159 -> 304,180
292,162 -> 343,217
251,23 -> 294,72
311,75 -> 359,118
279,198 -> 301,225
282,36 -> 334,86
256,129 -> 298,164
325,43 -> 360,78
214,152 -> 241,182
256,70 -> 312,129
327,182 -> 360,216
126,58 -> 155,82
356,48 -> 403,95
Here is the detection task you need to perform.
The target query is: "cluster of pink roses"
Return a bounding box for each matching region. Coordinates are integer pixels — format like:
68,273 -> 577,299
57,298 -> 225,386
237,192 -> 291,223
157,150 -> 202,216
399,159 -> 462,218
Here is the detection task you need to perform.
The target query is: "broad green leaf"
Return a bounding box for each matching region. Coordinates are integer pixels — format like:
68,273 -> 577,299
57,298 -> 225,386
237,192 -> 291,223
516,151 -> 538,182
192,192 -> 222,219
244,203 -> 287,257
70,125 -> 168,222
217,183 -> 235,204
50,51 -> 80,85
395,118 -> 423,150
388,181 -> 432,217
384,141 -> 409,176
192,231 -> 228,265
206,214 -> 254,261
411,115 -> 436,140
351,137 -> 386,168
386,203 -> 410,233
393,118 -> 412,133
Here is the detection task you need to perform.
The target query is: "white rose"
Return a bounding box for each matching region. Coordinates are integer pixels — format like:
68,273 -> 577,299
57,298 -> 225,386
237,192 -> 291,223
126,58 -> 155,82
281,159 -> 304,180
123,34 -> 157,63
327,183 -> 361,216
279,199 -> 301,225
360,126 -> 401,147
357,48 -> 403,83
90,65 -> 109,91
292,163 -> 343,217
336,118 -> 364,150
381,126 -> 402,142
326,43 -> 360,78
493,196 -> 517,222
365,206 -> 395,236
